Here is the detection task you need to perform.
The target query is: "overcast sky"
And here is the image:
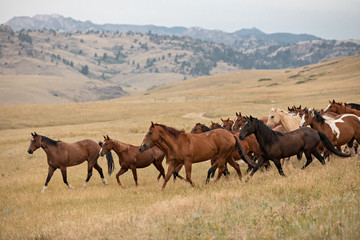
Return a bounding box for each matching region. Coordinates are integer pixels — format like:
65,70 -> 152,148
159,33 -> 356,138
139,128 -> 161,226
1,0 -> 360,40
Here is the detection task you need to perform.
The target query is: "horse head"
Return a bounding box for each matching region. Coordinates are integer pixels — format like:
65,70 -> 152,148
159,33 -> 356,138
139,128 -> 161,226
28,132 -> 42,154
239,116 -> 257,140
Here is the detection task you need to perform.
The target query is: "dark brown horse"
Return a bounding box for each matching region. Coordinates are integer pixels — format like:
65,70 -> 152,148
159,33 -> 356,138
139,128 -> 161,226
300,109 -> 360,155
239,116 -> 349,181
27,132 -> 114,192
99,135 -> 165,187
325,100 -> 360,117
139,122 -> 252,189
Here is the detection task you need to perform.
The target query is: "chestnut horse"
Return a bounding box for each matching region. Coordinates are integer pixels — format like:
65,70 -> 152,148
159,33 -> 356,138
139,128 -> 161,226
325,100 -> 360,117
27,132 -> 114,192
300,109 -> 360,155
99,135 -> 165,186
139,122 -> 252,189
221,118 -> 234,131
190,122 -> 256,176
239,116 -> 349,181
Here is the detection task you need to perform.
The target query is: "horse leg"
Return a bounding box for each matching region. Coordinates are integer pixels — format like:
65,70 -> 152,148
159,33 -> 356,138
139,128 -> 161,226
246,157 -> 266,182
207,161 -> 219,184
42,166 -> 56,192
83,162 -> 95,188
116,167 -> 128,187
173,163 -> 185,182
60,167 -> 75,189
93,162 -> 107,185
152,159 -> 165,181
312,150 -> 325,165
184,161 -> 194,187
273,159 -> 286,176
210,158 -> 217,178
162,161 -> 177,190
214,159 -> 225,183
227,156 -> 242,181
129,166 -> 138,186
301,152 -> 313,169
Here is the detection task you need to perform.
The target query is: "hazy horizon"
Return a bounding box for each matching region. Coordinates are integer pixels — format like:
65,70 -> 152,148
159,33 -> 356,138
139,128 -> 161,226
1,0 -> 360,40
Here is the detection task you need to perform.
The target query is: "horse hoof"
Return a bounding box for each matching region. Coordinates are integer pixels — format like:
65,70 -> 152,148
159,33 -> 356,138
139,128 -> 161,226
68,185 -> 75,189
41,186 -> 47,193
102,179 -> 108,185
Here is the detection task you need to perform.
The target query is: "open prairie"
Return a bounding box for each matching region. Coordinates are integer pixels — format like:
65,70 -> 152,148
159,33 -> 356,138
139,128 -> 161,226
0,55 -> 360,239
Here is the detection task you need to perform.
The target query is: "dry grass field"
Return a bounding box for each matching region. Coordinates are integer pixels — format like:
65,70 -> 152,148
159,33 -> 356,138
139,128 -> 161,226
0,55 -> 360,239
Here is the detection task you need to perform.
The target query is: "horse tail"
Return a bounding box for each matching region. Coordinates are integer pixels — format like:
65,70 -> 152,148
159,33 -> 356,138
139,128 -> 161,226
98,142 -> 115,175
318,131 -> 350,157
234,136 -> 256,168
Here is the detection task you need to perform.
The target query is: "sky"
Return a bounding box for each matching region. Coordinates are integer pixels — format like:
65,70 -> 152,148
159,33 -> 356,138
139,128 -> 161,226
1,0 -> 360,40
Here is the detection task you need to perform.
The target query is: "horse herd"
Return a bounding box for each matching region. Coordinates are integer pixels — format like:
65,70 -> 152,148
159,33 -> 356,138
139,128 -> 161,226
27,100 -> 360,192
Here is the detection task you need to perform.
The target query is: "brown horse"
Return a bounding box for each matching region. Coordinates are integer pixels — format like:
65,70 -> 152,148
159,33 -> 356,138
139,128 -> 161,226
27,132 -> 114,192
139,122 -> 252,189
300,109 -> 360,155
209,121 -> 222,130
325,100 -> 360,117
99,135 -> 165,186
239,116 -> 349,181
221,118 -> 234,131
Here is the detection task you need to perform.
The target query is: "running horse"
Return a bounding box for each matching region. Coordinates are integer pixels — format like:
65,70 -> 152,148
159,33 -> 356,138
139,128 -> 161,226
139,122 -> 252,189
27,132 -> 114,192
300,109 -> 360,155
239,116 -> 349,181
99,135 -> 165,187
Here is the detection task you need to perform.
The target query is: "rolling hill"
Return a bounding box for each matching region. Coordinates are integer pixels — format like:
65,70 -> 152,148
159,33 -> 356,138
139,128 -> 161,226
1,22 -> 360,105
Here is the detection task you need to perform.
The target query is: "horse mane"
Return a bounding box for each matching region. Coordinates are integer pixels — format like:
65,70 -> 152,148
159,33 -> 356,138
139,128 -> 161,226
313,110 -> 325,123
155,124 -> 185,139
195,123 -> 211,132
41,135 -> 61,146
255,117 -> 284,141
345,102 -> 360,110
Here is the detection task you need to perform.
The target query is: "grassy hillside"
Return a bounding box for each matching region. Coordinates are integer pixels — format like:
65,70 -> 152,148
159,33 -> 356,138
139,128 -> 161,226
0,55 -> 359,239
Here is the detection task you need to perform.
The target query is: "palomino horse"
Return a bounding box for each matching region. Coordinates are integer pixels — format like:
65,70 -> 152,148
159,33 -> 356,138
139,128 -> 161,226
325,100 -> 360,117
27,132 -> 114,192
139,122 -> 251,189
266,108 -> 302,132
300,109 -> 360,155
239,116 -> 349,181
99,135 -> 165,187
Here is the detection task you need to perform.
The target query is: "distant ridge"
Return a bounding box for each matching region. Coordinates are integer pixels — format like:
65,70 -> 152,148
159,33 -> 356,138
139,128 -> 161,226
5,14 -> 321,44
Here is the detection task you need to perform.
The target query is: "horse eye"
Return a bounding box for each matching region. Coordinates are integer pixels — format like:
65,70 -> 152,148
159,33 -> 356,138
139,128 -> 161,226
271,116 -> 274,119
149,131 -> 153,135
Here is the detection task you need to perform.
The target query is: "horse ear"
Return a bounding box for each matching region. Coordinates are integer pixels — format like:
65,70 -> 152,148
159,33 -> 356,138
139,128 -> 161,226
227,117 -> 230,121
249,115 -> 253,120
103,135 -> 106,140
151,121 -> 155,127
106,135 -> 110,140
34,132 -> 38,136
31,132 -> 35,137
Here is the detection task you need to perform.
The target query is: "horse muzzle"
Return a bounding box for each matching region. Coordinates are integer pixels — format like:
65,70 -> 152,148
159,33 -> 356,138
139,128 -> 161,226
139,143 -> 149,153
27,149 -> 33,154
99,149 -> 105,157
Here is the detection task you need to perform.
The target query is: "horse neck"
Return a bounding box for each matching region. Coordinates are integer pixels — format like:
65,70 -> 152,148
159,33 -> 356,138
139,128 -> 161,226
112,140 -> 130,157
278,111 -> 300,131
41,141 -> 59,158
157,128 -> 181,153
254,120 -> 276,147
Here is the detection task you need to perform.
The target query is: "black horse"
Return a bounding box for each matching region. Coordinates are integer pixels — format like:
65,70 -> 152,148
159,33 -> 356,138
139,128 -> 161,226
239,116 -> 349,181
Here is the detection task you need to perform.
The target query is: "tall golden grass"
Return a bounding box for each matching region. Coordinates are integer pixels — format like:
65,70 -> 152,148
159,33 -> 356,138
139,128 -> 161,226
0,55 -> 359,239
